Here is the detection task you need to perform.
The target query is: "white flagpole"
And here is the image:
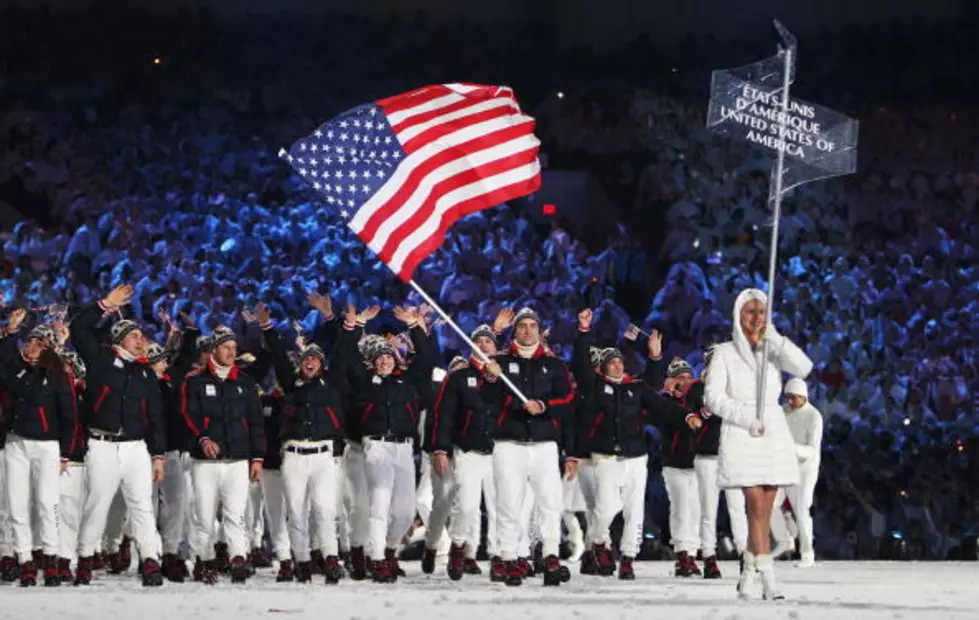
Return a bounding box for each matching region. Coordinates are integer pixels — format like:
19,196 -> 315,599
756,44 -> 793,427
408,279 -> 530,404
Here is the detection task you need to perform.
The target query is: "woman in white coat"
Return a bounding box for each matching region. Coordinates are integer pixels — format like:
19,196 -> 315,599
704,289 -> 812,601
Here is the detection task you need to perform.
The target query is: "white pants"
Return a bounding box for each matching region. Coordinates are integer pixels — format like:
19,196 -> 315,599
159,451 -> 191,555
342,443 -> 369,549
334,456 -> 349,553
363,439 -> 415,559
575,460 -> 602,547
78,439 -> 159,560
788,465 -> 818,555
244,480 -> 265,550
694,455 -> 748,556
423,455 -> 455,550
592,454 -> 648,557
518,483 -> 535,556
663,466 -> 701,555
191,460 -> 250,560
59,463 -> 87,562
5,436 -> 60,562
261,469 -> 290,561
0,449 -> 13,558
283,447 -> 338,561
494,441 -> 562,560
448,449 -> 496,558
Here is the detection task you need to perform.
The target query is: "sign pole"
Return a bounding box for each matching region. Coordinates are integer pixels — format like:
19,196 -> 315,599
756,43 -> 793,427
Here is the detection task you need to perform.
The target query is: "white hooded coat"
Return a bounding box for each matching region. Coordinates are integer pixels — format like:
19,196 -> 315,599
704,289 -> 813,488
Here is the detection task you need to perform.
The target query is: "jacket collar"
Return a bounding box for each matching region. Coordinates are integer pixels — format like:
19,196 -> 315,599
207,357 -> 240,381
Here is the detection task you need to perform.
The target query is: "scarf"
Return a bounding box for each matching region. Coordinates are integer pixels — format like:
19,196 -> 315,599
515,341 -> 539,359
210,356 -> 232,381
113,345 -> 138,363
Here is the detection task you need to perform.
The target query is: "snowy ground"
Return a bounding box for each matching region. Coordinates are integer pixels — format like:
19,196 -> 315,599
3,561 -> 976,620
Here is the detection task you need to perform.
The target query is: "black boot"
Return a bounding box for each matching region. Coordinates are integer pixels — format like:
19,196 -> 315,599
43,555 -> 60,587
324,556 -> 343,584
19,560 -> 38,587
446,544 -> 465,581
348,546 -> 367,581
276,559 -> 295,583
141,558 -> 164,587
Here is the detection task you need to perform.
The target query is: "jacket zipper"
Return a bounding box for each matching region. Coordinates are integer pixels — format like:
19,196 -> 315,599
38,406 -> 49,433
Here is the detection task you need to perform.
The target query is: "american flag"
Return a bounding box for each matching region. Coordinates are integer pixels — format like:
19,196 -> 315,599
280,83 -> 541,282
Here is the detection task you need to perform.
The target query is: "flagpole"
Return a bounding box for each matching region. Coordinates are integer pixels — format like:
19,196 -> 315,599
756,43 -> 793,428
408,279 -> 530,404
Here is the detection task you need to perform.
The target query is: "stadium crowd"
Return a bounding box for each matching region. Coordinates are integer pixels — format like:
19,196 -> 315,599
1,5 -> 977,562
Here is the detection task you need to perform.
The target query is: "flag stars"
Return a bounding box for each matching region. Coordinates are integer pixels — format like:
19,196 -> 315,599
314,130 -> 323,138
340,133 -> 349,142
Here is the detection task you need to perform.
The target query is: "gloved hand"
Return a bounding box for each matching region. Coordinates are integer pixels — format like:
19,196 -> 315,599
748,420 -> 765,437
762,324 -> 784,348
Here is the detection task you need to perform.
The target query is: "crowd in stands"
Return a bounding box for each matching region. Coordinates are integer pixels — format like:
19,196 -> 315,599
1,5 -> 976,561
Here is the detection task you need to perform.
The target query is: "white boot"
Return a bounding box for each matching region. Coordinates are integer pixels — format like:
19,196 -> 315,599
755,553 -> 785,601
795,551 -> 814,568
736,551 -> 757,600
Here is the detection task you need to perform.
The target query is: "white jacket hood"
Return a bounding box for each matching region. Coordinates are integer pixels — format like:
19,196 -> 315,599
732,288 -> 767,371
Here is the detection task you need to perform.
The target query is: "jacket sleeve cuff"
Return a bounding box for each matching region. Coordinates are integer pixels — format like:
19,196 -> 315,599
152,455 -> 166,461
343,321 -> 357,331
97,300 -> 114,314
434,450 -> 448,456
577,326 -> 589,332
259,322 -> 273,331
251,458 -> 264,464
198,436 -> 210,445
565,456 -> 579,463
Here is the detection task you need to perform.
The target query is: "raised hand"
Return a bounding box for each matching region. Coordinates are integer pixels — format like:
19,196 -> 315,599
578,308 -> 593,330
103,284 -> 134,308
647,329 -> 663,359
8,308 -> 26,332
254,303 -> 271,326
393,306 -> 419,326
307,292 -> 333,318
358,305 -> 381,324
493,307 -> 514,333
623,323 -> 640,341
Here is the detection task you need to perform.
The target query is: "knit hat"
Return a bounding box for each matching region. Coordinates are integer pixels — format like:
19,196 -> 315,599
667,357 -> 693,378
784,377 -> 808,399
513,307 -> 541,327
299,344 -> 326,365
146,343 -> 167,365
196,335 -> 212,353
210,325 -> 236,349
470,324 -> 496,343
61,350 -> 86,381
599,347 -> 623,368
358,334 -> 396,362
448,356 -> 468,372
28,325 -> 56,347
110,320 -> 141,345
588,346 -> 602,367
